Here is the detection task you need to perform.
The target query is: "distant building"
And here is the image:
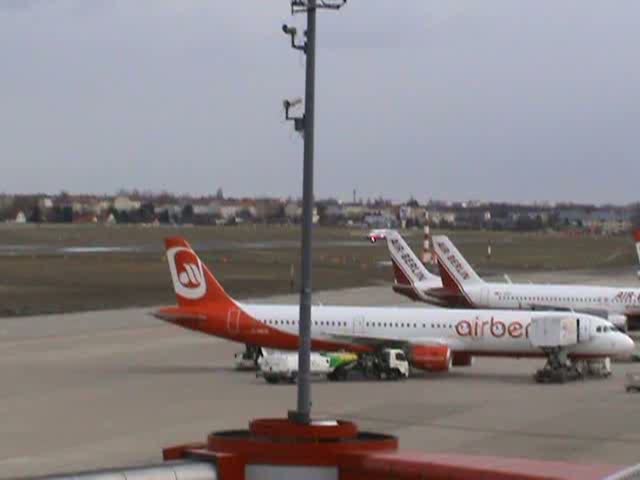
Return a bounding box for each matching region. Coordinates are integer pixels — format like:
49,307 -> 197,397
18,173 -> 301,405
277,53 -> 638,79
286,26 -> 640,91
113,196 -> 141,212
363,213 -> 397,229
13,210 -> 26,224
255,199 -> 283,221
37,197 -> 53,210
428,210 -> 456,227
284,201 -> 302,222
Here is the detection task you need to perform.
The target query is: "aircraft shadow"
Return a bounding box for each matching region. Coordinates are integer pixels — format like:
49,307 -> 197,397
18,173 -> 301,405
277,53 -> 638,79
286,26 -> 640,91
419,371 -> 536,385
125,365 -> 239,375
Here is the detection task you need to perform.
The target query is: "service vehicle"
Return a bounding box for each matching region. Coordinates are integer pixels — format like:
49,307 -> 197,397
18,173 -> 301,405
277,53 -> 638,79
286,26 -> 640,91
625,372 -> 640,392
258,351 -> 332,384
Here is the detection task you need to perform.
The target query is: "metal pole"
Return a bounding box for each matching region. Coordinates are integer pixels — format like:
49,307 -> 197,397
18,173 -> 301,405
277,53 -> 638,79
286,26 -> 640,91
293,0 -> 316,424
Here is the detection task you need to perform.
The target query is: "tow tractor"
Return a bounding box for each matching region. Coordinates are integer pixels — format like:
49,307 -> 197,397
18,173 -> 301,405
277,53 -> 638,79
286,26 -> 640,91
530,315 -> 610,383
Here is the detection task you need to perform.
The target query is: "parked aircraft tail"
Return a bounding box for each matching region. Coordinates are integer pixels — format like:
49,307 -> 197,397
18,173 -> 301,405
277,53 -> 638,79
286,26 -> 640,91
384,230 -> 440,286
164,237 -> 236,309
432,235 -> 484,290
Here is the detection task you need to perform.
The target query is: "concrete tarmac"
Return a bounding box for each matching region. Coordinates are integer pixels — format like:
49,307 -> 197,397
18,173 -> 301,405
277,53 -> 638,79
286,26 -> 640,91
2,285 -> 640,478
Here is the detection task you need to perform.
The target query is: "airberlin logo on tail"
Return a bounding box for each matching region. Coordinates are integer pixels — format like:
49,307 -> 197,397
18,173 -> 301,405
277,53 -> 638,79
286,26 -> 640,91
436,241 -> 470,281
167,246 -> 207,300
390,237 -> 426,282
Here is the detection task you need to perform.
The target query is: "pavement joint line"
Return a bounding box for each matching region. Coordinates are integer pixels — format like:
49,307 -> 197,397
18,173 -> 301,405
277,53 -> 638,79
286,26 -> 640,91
338,414 -> 640,445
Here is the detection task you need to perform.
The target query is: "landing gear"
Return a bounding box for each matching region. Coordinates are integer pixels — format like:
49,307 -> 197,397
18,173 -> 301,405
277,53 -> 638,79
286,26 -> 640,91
234,344 -> 262,371
534,347 -> 583,384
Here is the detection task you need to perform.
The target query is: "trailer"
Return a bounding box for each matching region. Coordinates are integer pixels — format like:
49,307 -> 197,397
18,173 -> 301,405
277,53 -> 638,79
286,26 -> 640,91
257,349 -> 408,383
258,351 -> 332,384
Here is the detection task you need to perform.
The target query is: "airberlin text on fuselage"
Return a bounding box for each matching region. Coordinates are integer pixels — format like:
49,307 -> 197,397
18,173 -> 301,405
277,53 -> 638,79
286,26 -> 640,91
455,318 -> 531,339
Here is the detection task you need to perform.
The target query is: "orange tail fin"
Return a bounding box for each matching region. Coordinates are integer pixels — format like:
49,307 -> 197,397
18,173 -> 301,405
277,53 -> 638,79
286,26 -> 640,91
164,237 -> 234,309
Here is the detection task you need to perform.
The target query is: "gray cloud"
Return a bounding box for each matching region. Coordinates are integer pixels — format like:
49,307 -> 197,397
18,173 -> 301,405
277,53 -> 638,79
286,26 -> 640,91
1,1 -> 639,204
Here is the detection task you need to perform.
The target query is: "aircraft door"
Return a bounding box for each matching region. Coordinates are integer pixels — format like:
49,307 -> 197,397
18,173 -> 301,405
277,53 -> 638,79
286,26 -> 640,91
227,309 -> 241,335
353,316 -> 365,335
577,316 -> 590,343
481,287 -> 490,307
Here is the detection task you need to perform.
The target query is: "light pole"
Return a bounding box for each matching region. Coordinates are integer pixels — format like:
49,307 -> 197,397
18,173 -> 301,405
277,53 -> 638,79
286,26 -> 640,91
283,0 -> 346,424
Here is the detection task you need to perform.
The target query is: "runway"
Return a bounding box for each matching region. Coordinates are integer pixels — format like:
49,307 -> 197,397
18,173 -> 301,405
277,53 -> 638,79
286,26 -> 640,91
2,285 -> 640,478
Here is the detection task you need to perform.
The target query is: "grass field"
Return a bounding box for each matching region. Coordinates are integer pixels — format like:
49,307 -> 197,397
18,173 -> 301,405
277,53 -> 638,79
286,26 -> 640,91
0,224 -> 636,317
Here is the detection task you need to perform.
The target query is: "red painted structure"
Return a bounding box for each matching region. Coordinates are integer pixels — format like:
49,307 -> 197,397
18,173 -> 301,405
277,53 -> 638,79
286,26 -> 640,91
164,418 -> 626,480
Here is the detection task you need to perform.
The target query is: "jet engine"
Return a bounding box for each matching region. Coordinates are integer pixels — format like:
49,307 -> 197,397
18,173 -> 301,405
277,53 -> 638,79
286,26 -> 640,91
451,352 -> 473,367
409,345 -> 451,372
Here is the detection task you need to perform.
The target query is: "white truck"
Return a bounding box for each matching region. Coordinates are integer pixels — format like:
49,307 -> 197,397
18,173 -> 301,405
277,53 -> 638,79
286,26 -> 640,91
258,351 -> 332,384
257,348 -> 409,384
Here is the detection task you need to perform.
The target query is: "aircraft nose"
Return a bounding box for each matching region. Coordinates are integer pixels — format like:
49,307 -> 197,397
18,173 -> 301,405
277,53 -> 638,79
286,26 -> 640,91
621,334 -> 635,353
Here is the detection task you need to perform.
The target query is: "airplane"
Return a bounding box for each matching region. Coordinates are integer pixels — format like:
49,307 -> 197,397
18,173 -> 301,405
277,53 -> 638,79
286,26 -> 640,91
367,229 -> 388,243
153,237 -> 633,377
385,230 -> 640,331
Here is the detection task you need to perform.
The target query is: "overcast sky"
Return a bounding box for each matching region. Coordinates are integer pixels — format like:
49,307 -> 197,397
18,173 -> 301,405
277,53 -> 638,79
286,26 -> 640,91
1,1 -> 639,204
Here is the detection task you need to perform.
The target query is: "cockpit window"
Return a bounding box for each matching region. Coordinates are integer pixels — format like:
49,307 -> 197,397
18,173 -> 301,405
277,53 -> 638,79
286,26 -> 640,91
596,326 -> 602,333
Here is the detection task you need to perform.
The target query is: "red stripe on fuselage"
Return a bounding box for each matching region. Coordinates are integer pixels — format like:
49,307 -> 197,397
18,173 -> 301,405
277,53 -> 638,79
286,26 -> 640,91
155,305 -> 372,354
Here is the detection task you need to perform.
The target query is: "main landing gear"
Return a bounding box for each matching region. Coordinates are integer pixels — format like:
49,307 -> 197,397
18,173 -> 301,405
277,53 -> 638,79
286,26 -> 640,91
234,344 -> 262,371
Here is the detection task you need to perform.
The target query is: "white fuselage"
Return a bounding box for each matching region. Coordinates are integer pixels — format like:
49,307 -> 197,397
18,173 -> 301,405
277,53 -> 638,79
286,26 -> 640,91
463,284 -> 640,321
241,304 -> 632,358
410,280 -> 640,328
